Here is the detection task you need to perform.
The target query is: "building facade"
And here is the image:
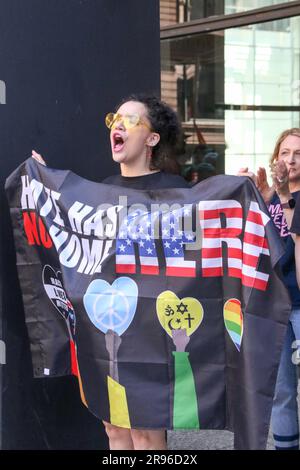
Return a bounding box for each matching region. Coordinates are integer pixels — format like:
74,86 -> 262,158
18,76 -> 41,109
160,0 -> 300,176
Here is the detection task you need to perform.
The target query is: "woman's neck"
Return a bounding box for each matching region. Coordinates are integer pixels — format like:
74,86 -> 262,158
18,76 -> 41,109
120,163 -> 160,177
289,180 -> 300,193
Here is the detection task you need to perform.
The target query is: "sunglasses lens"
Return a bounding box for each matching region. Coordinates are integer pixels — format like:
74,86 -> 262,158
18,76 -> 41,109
125,114 -> 139,129
105,113 -> 144,130
105,113 -> 115,129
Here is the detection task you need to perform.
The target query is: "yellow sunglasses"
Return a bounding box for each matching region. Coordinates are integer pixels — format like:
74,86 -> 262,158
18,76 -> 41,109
105,112 -> 152,131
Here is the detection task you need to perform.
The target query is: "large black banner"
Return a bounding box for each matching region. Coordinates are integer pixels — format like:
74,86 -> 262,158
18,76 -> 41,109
0,0 -> 160,449
6,158 -> 291,449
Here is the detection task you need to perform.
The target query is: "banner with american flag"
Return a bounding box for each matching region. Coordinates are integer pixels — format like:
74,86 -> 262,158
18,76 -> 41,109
5,158 -> 291,449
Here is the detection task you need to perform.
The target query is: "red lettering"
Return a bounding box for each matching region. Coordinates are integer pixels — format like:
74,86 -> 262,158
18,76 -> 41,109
199,200 -> 270,291
23,211 -> 53,249
38,217 -> 53,248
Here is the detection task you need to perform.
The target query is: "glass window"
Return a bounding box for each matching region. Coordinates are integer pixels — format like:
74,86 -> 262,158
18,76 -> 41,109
160,0 -> 296,27
161,16 -> 300,177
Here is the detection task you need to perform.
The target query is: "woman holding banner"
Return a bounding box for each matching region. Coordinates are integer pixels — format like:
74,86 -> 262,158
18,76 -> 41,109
33,94 -> 189,450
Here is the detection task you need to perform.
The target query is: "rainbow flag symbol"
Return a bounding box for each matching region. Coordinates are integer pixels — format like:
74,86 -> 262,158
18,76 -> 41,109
223,299 -> 243,351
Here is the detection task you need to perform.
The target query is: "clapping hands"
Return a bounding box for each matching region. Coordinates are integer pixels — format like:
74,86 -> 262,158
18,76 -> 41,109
237,166 -> 275,203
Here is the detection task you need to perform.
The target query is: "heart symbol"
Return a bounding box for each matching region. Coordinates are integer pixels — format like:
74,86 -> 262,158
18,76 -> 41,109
83,277 -> 138,336
223,298 -> 243,351
42,264 -> 76,335
156,290 -> 204,338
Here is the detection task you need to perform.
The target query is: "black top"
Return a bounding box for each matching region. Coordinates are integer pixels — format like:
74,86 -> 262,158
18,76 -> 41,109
101,171 -> 189,190
269,191 -> 300,307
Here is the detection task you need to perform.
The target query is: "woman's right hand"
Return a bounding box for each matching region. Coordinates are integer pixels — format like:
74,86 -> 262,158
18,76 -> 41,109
32,149 -> 46,165
256,166 -> 275,203
238,166 -> 275,203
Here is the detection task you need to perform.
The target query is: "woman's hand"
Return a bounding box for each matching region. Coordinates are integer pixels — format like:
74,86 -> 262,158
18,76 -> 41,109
238,166 -> 275,203
271,160 -> 295,240
256,166 -> 275,203
32,150 -> 46,165
237,167 -> 256,184
270,160 -> 290,198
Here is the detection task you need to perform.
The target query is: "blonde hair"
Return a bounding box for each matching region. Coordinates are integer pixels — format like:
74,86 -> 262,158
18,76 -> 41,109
270,128 -> 300,165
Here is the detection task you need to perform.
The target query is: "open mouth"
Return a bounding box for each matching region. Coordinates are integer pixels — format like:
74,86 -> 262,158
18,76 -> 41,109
112,132 -> 125,152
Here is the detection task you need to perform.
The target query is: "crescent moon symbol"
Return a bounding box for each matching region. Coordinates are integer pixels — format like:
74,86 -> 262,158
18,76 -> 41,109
168,318 -> 181,331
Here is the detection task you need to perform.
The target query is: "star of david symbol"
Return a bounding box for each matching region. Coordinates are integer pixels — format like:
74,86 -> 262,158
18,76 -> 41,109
176,302 -> 188,315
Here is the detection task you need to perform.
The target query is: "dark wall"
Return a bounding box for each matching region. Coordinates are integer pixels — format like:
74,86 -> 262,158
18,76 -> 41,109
0,0 -> 160,449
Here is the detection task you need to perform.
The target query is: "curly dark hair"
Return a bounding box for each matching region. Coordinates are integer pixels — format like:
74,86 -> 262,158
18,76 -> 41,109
116,93 -> 182,172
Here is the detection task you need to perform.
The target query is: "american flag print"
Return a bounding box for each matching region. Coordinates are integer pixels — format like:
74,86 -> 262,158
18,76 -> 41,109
116,206 -> 196,276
